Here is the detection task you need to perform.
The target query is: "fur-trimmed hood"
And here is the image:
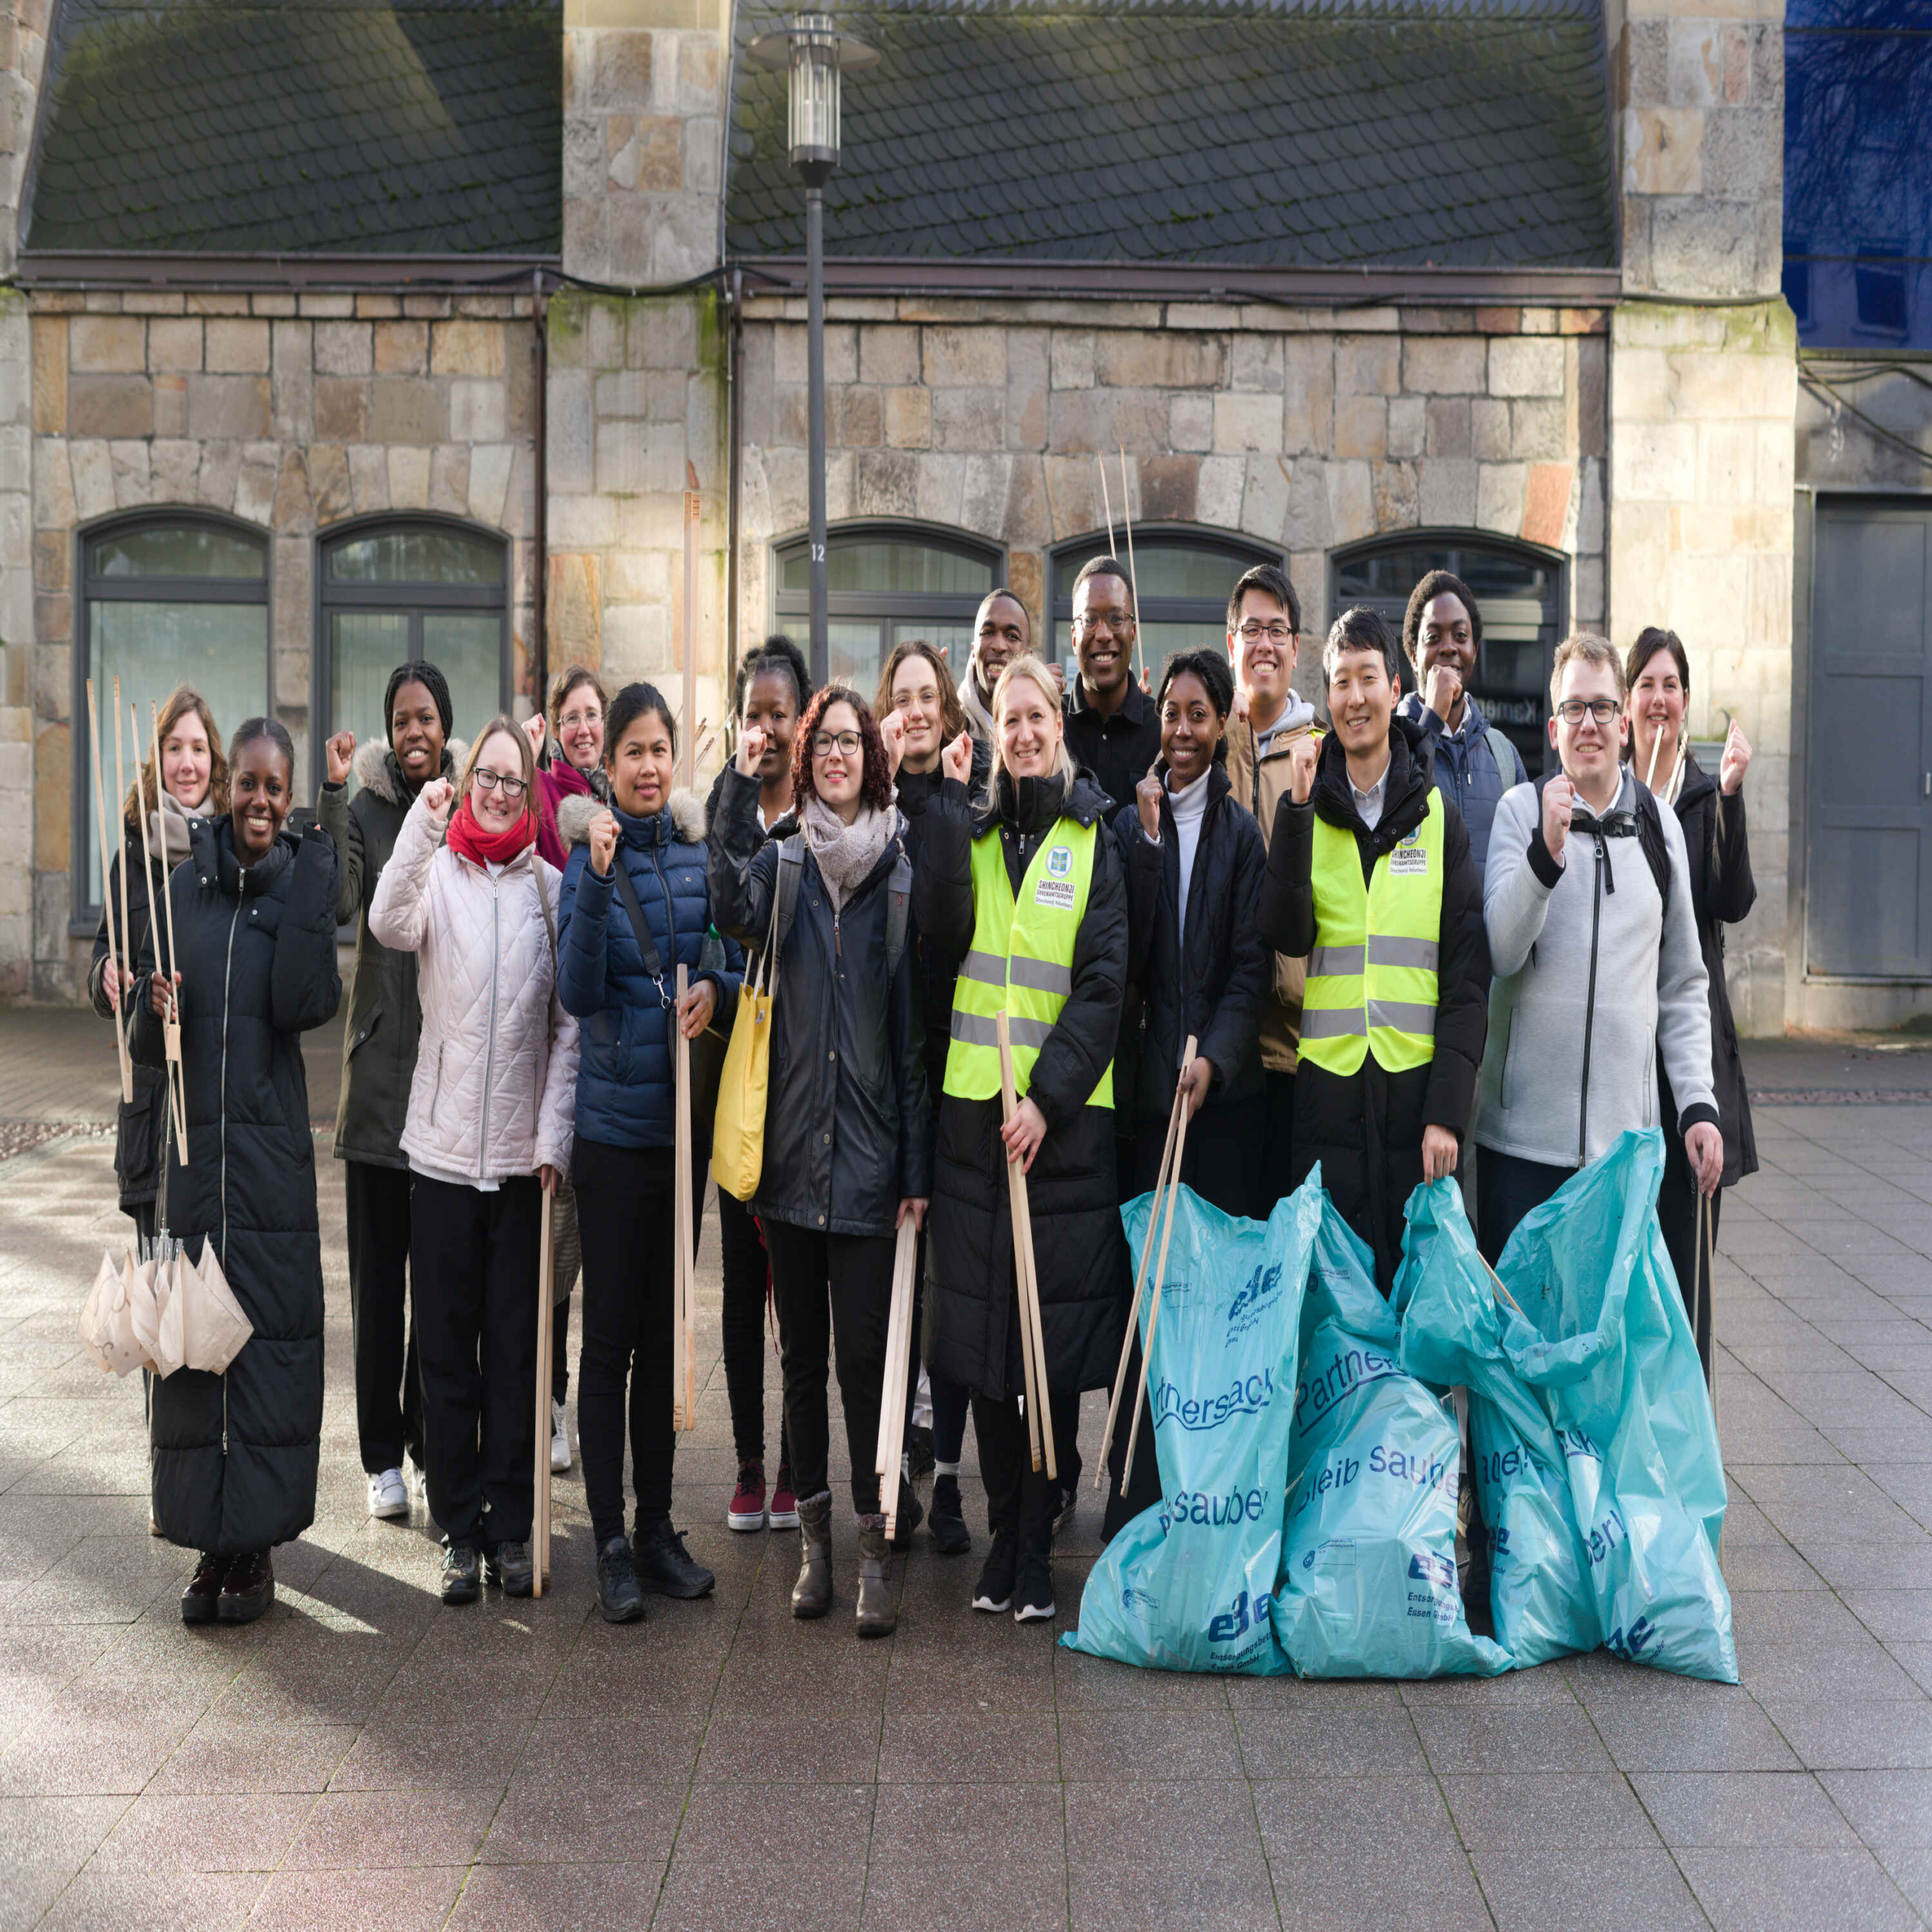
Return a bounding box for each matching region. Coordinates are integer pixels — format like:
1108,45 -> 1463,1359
558,787 -> 706,850
351,734 -> 466,808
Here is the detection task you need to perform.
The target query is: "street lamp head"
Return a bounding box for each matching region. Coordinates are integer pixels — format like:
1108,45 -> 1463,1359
746,10 -> 878,184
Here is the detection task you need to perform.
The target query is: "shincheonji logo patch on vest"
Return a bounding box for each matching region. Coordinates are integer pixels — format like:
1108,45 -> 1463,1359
945,820 -> 1113,1109
1300,789 -> 1445,1077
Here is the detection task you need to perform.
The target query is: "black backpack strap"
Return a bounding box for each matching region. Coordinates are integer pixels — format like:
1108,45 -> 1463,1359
608,856 -> 669,998
773,835 -> 805,959
885,848 -> 912,975
1634,786 -> 1672,916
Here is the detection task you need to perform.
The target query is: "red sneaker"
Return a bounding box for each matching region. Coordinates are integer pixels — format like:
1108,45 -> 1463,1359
728,1461 -> 768,1533
768,1462 -> 800,1532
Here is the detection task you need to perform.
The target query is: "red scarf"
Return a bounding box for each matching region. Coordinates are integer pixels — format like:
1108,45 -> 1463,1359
445,796 -> 537,868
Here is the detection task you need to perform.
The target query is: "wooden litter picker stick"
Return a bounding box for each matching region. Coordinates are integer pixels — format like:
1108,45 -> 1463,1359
1118,444 -> 1142,688
1097,1034 -> 1195,1490
85,680 -> 133,1105
533,1179 -> 554,1595
1120,1056 -> 1195,1495
682,461 -> 700,796
112,681 -> 136,1115
1097,453 -> 1118,560
146,703 -> 190,1157
995,1012 -> 1054,1478
674,963 -> 697,1431
878,1215 -> 918,1539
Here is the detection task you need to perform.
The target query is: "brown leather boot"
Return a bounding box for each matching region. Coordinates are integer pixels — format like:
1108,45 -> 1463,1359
792,1491 -> 833,1620
855,1514 -> 897,1639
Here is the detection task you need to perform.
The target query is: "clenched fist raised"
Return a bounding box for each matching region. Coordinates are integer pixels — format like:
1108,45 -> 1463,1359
325,731 -> 355,787
587,808 -> 619,877
1287,734 -> 1318,805
1541,775 -> 1574,863
420,777 -> 454,824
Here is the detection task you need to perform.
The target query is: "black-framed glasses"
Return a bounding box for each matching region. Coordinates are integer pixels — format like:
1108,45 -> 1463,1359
473,769 -> 530,798
1235,621 -> 1298,645
1555,698 -> 1620,726
1072,612 -> 1134,635
811,731 -> 863,759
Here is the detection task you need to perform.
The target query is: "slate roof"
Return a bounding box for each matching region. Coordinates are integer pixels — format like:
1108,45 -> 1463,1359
23,0 -> 561,256
727,0 -> 1615,267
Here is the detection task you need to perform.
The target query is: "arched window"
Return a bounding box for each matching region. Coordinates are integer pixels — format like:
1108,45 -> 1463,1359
318,517 -> 509,789
771,523 -> 1003,692
76,513 -> 269,915
1332,533 -> 1568,776
1048,527 -> 1281,668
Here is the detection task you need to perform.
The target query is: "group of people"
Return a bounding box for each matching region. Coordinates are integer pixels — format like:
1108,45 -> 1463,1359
91,549 -> 1754,1640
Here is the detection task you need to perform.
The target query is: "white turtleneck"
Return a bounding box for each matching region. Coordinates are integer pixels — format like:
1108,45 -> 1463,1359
1168,768 -> 1211,955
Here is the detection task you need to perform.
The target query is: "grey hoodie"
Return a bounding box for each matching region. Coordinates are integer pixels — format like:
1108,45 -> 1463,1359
1475,767 -> 1717,1169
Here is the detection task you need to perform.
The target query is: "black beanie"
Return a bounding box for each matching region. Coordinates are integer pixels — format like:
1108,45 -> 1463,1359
383,660 -> 454,743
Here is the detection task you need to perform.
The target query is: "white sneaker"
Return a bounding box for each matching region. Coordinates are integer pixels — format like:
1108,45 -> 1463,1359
368,1468 -> 409,1519
550,1399 -> 571,1473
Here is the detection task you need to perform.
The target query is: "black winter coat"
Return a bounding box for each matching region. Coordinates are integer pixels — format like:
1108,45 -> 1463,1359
897,738 -> 993,1106
1257,718 -> 1490,1291
88,831 -> 173,1211
709,768 -> 931,1238
1111,761 -> 1270,1124
131,817 -> 342,1555
317,737 -> 462,1170
1658,751 -> 1758,1187
913,768 -> 1131,1403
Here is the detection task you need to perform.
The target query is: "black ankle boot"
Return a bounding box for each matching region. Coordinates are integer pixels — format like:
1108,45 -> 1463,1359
633,1521 -> 715,1598
888,1475 -> 924,1552
217,1549 -> 274,1624
180,1552 -> 229,1626
929,1475 -> 971,1556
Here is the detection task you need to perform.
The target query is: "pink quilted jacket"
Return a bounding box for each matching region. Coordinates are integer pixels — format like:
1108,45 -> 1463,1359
368,793 -> 579,1183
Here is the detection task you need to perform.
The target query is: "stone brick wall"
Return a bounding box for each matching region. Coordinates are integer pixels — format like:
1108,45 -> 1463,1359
543,288 -> 730,758
1611,0 -> 1784,300
26,289 -> 539,1000
735,294 -> 1610,686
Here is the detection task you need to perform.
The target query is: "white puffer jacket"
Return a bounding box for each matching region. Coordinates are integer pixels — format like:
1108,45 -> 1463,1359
369,792 -> 579,1185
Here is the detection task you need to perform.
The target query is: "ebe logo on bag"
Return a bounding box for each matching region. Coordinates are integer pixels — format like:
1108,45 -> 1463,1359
1034,844 -> 1077,909
1207,1586 -> 1275,1644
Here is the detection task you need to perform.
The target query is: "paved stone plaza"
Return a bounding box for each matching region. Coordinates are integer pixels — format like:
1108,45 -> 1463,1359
5,1014 -> 1932,1930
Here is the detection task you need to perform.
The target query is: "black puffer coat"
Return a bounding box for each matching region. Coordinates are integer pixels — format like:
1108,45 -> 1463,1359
1111,761 -> 1270,1124
897,738 -> 993,1101
1257,718 -> 1489,1291
914,768 -> 1131,1403
130,817 -> 342,1555
1659,751 -> 1758,1187
709,767 -> 931,1238
316,737 -> 462,1169
88,828 -> 175,1213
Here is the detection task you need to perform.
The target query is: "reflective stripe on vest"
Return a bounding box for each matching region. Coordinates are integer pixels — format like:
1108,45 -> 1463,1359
944,818 -> 1113,1109
1300,790 -> 1445,1077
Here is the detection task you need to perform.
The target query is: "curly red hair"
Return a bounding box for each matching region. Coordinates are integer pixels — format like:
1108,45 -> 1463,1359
791,685 -> 894,816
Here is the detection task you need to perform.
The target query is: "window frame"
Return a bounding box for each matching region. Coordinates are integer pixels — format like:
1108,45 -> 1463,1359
311,512 -> 512,797
70,507 -> 272,930
1045,523 -> 1284,665
768,517 -> 1008,690
1327,527 -> 1570,777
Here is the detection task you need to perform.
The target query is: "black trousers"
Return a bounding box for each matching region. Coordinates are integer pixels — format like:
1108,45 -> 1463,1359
762,1218 -> 896,1516
718,1185 -> 790,1471
574,1139 -> 703,1546
411,1174 -> 541,1549
1261,1070 -> 1297,1216
1475,1146 -> 1574,1268
974,1389 -> 1071,1557
549,1177 -> 583,1404
907,1227 -> 972,1467
1134,1088 -> 1271,1220
1657,1158 -> 1721,1383
345,1159 -> 422,1476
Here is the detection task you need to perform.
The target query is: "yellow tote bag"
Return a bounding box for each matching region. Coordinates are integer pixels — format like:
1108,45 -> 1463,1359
711,882 -> 781,1202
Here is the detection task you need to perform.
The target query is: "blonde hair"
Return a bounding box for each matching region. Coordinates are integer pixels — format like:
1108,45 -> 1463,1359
991,654 -> 1075,788
457,713 -> 536,802
1549,632 -> 1625,709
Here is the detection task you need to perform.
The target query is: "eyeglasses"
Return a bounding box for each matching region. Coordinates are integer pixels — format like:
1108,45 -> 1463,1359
811,731 -> 862,759
1555,698 -> 1620,726
473,770 -> 529,798
1072,612 -> 1133,635
1236,622 -> 1297,646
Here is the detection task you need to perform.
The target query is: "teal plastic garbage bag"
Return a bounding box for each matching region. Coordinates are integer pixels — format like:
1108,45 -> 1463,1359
1396,1177 -> 1596,1667
1061,1182 -> 1321,1675
1490,1128 -> 1737,1684
1275,1183 -> 1509,1678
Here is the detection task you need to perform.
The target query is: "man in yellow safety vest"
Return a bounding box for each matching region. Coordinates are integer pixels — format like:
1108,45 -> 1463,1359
1256,607 -> 1491,1290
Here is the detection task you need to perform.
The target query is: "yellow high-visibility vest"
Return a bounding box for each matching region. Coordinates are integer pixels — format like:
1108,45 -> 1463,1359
1300,789 -> 1445,1077
944,817 -> 1112,1109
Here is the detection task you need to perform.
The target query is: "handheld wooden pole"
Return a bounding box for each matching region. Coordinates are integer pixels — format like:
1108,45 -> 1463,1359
1017,1157 -> 1054,1482
1119,1066 -> 1195,1494
682,462 -> 700,796
1477,1249 -> 1524,1318
878,1215 -> 918,1539
85,680 -> 134,1105
1665,729 -> 1689,808
1097,1033 -> 1195,1490
1118,444 -> 1142,688
112,681 -> 136,1103
674,964 -> 694,1430
534,1180 -> 555,1595
146,703 -> 189,1156
1096,454 -> 1118,560
1644,719 -> 1665,794
995,1013 -> 1044,1472
1703,1192 -> 1720,1432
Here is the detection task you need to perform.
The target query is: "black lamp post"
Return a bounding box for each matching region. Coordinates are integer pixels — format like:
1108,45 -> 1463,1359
747,12 -> 878,688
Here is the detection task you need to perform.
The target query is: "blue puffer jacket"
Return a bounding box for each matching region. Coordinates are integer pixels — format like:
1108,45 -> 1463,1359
1396,691 -> 1529,881
557,789 -> 743,1151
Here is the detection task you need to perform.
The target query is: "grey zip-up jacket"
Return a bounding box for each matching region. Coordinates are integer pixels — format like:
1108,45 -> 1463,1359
1475,768 -> 1718,1169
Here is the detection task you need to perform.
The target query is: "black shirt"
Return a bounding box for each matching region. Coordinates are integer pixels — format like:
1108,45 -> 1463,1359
1063,675 -> 1161,814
